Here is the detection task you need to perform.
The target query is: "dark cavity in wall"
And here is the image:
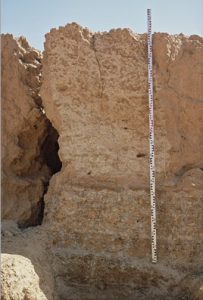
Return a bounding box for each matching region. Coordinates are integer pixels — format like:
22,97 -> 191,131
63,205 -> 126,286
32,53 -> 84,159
37,121 -> 62,225
41,122 -> 62,175
20,120 -> 62,228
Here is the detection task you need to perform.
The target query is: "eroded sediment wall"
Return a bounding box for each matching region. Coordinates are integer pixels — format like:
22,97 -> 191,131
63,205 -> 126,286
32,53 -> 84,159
1,24 -> 203,300
1,34 -> 61,227
40,24 -> 203,299
1,35 -> 58,300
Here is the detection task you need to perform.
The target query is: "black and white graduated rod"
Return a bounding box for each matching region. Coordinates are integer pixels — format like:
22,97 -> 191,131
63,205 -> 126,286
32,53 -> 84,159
147,8 -> 157,264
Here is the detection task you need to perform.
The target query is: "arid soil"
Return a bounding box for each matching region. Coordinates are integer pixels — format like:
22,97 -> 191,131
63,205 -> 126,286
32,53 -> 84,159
1,24 -> 203,300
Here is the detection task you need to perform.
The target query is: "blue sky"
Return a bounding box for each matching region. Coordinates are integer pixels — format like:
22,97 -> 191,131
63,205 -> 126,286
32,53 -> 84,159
2,0 -> 203,50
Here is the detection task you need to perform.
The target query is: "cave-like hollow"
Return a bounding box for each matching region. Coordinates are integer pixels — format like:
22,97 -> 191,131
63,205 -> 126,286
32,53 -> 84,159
22,119 -> 62,228
37,120 -> 62,225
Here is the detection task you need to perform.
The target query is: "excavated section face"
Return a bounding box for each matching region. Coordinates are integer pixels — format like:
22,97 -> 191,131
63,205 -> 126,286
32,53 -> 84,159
41,23 -> 203,299
1,34 -> 61,227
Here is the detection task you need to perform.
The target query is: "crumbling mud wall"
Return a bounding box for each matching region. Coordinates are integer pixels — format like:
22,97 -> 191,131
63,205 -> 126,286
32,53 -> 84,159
40,23 -> 203,299
1,24 -> 203,300
1,34 -> 60,300
1,34 -> 61,227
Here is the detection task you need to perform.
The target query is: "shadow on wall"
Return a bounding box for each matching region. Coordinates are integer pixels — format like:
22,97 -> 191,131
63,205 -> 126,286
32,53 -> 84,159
37,121 -> 62,225
19,120 -> 62,228
41,122 -> 62,176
